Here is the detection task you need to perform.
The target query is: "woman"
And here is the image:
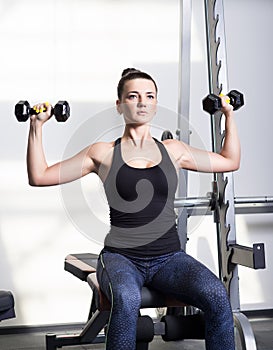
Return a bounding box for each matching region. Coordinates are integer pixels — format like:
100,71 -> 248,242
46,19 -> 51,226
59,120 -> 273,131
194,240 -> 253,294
27,68 -> 240,349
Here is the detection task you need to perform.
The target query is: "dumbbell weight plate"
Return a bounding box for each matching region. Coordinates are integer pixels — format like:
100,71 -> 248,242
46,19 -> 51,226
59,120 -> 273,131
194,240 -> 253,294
202,94 -> 222,115
15,100 -> 31,122
227,90 -> 244,111
54,101 -> 70,122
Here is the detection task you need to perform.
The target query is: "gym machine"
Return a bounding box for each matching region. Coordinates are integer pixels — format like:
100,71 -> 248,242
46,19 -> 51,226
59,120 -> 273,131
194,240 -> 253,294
174,0 -> 265,349
203,1 -> 265,348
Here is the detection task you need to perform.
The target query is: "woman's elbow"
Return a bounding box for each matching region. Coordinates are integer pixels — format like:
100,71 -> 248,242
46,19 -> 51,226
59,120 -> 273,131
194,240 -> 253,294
28,174 -> 48,187
28,172 -> 60,187
232,164 -> 240,172
28,177 -> 42,187
230,158 -> 241,172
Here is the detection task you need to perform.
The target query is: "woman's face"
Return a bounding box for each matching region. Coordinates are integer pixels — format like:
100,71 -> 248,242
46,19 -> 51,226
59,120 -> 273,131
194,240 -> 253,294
116,78 -> 157,125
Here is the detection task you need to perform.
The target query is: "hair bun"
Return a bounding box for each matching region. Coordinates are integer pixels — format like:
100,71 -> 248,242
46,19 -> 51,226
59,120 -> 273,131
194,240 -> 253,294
121,68 -> 141,77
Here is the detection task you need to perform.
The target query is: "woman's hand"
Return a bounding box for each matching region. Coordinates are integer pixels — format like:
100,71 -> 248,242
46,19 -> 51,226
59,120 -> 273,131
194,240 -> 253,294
30,102 -> 53,124
220,94 -> 233,115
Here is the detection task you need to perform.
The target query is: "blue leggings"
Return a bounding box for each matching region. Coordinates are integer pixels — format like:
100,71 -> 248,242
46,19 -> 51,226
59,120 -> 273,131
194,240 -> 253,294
96,249 -> 235,350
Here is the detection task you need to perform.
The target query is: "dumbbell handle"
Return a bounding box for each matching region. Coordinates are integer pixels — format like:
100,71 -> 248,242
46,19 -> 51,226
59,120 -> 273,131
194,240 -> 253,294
209,93 -> 234,107
29,106 -> 53,116
221,93 -> 238,108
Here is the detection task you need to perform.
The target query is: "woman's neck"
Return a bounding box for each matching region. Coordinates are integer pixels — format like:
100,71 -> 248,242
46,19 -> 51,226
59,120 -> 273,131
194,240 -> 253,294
122,124 -> 153,147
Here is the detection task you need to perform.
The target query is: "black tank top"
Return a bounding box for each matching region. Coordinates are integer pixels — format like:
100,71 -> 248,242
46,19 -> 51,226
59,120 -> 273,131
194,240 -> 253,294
103,138 -> 181,257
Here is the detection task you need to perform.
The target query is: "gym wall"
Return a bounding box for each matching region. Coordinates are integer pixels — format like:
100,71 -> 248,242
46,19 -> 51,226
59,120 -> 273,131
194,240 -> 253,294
0,0 -> 272,327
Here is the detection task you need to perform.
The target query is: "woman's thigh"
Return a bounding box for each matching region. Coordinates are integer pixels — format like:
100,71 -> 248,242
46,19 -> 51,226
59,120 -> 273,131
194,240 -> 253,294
149,250 -> 229,312
96,250 -> 145,309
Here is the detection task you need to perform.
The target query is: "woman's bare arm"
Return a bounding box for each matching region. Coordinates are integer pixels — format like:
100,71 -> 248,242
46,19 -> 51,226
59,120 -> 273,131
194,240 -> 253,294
164,95 -> 241,173
27,102 -> 95,186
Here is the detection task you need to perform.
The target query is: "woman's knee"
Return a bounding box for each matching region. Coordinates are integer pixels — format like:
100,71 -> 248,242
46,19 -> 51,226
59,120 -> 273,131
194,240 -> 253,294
205,282 -> 232,320
111,286 -> 142,315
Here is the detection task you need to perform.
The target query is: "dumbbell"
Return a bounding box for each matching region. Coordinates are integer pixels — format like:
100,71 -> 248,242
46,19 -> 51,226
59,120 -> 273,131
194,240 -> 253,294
202,90 -> 244,115
14,100 -> 70,122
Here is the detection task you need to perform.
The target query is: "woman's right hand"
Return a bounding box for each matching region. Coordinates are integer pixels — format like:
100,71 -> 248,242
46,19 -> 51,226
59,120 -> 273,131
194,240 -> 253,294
30,102 -> 53,124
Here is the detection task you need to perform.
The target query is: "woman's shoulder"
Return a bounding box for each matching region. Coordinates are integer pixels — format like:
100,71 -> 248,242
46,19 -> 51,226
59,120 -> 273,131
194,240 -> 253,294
162,138 -> 191,166
87,140 -> 115,157
86,140 -> 116,168
162,138 -> 187,152
86,140 -> 117,180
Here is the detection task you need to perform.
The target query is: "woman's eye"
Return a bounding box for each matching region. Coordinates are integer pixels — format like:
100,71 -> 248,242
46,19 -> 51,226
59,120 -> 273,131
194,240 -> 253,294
128,94 -> 137,100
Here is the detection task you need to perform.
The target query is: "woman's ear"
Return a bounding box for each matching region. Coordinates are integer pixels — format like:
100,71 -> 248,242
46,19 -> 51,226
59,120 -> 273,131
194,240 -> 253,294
116,99 -> 122,115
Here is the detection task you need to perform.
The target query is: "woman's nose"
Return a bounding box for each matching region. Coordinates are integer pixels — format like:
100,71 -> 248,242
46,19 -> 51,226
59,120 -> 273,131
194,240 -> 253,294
137,96 -> 146,106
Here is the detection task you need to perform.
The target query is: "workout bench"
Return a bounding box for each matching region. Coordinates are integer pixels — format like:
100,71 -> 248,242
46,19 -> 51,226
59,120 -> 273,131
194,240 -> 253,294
0,290 -> 15,321
46,253 -> 205,350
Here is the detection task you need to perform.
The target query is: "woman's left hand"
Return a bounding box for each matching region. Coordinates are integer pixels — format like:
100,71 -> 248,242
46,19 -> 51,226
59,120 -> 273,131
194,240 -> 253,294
220,94 -> 233,114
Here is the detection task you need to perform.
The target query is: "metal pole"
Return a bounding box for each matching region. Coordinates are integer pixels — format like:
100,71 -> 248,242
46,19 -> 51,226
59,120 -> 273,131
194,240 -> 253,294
204,0 -> 239,310
235,196 -> 273,204
175,197 -> 211,208
174,195 -> 273,208
176,0 -> 192,250
204,1 -> 258,348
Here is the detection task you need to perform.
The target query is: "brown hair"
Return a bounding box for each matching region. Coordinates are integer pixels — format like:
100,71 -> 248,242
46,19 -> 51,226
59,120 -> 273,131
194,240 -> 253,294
117,68 -> 158,100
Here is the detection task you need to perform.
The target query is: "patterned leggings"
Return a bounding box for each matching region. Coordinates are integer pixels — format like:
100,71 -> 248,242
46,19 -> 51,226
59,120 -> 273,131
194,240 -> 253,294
96,249 -> 235,350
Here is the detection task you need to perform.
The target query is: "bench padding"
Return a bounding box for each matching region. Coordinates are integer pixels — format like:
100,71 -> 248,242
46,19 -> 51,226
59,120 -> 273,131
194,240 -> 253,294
65,253 -> 98,281
0,290 -> 15,321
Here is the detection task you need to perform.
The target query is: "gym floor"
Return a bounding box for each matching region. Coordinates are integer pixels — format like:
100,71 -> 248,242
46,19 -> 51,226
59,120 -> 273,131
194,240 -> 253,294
0,315 -> 272,350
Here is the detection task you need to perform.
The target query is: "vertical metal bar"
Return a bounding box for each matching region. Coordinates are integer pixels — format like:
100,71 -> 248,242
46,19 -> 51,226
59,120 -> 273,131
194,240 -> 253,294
204,0 -> 225,284
203,0 -> 240,310
177,0 -> 192,144
176,0 -> 192,249
203,3 -> 258,348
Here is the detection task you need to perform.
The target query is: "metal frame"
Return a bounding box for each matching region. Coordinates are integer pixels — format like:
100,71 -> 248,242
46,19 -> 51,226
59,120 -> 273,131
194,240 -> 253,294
204,0 -> 239,301
174,195 -> 273,215
176,0 -> 192,250
203,0 -> 264,348
176,3 -> 268,348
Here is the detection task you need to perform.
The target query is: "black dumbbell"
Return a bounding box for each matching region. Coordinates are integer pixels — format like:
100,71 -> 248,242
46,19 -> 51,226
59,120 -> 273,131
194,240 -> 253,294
202,90 -> 244,115
14,100 -> 70,122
